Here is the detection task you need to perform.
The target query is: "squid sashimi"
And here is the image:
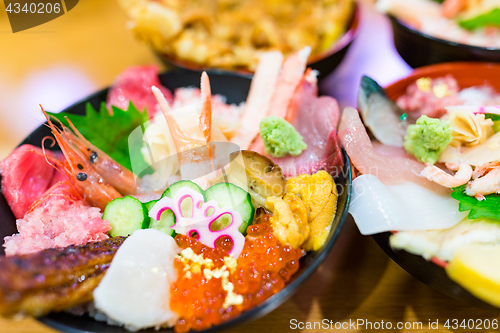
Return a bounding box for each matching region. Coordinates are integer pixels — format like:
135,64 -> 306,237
350,175 -> 467,235
106,65 -> 173,119
0,145 -> 56,219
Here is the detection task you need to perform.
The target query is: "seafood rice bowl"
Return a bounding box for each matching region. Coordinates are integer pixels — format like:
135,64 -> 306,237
343,63 -> 500,308
0,48 -> 348,332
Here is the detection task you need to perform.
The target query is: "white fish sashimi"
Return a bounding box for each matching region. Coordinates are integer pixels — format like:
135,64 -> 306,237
93,229 -> 180,331
390,218 -> 500,262
349,174 -> 467,235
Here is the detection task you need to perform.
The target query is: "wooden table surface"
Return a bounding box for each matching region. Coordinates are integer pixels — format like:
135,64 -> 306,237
1,1 -> 499,332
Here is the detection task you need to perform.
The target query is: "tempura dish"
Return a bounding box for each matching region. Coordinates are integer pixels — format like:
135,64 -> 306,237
378,0 -> 500,49
116,0 -> 355,72
341,62 -> 500,308
0,49 -> 351,332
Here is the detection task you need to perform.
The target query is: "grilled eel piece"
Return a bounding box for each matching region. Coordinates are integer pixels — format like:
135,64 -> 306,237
0,236 -> 125,318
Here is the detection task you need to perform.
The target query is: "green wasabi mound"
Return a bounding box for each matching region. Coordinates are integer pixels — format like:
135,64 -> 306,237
403,115 -> 452,164
259,116 -> 307,158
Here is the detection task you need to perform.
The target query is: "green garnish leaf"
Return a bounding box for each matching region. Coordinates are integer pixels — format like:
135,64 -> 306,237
485,113 -> 500,121
451,185 -> 500,221
47,102 -> 149,172
458,8 -> 500,30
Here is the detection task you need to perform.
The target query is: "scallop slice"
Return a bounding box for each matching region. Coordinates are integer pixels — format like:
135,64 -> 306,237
93,229 -> 180,331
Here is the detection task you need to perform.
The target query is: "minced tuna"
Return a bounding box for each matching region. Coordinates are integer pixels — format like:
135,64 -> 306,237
3,190 -> 111,256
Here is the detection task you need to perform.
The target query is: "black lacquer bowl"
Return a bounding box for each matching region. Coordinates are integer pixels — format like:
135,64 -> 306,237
157,5 -> 360,81
0,71 -> 352,332
389,16 -> 500,68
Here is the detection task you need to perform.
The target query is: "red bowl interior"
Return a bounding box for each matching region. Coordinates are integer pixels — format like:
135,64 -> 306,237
385,62 -> 500,100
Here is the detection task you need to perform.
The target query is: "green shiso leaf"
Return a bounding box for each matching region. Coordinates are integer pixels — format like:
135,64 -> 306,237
458,8 -> 500,30
47,102 -> 149,172
451,185 -> 500,221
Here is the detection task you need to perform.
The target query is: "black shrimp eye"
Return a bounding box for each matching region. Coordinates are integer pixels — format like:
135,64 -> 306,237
89,151 -> 98,164
77,164 -> 84,170
76,173 -> 88,181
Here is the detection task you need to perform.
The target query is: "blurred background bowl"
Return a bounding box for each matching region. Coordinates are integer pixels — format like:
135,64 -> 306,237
389,16 -> 500,68
157,4 -> 360,81
372,61 -> 500,310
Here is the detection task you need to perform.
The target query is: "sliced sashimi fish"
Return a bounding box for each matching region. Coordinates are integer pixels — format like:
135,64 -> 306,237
93,229 -> 180,331
250,70 -> 343,177
349,175 -> 467,235
106,65 -> 173,119
357,76 -> 406,147
0,144 -> 56,219
390,218 -> 500,262
339,107 -> 447,193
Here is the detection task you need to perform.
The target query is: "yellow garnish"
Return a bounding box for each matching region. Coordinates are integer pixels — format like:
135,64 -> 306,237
416,77 -> 432,92
433,83 -> 450,98
201,263 -> 243,309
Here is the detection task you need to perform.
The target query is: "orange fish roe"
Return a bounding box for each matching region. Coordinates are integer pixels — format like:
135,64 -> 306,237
170,216 -> 303,332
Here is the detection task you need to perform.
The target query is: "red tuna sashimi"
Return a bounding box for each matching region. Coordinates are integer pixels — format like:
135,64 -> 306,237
106,65 -> 173,119
4,181 -> 110,256
0,145 -> 56,219
338,107 -> 449,194
251,73 -> 343,178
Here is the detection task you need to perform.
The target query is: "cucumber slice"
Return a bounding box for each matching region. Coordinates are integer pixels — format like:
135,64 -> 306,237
162,180 -> 206,200
145,200 -> 175,236
103,196 -> 149,237
205,183 -> 254,234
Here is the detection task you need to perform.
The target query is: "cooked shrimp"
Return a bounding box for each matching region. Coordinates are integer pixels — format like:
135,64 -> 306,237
63,118 -> 138,195
152,85 -> 212,188
268,46 -> 311,121
246,48 -> 311,152
42,107 -> 121,211
230,51 -> 283,150
466,167 -> 500,197
199,71 -> 212,146
441,0 -> 467,18
472,161 -> 500,179
420,163 -> 473,188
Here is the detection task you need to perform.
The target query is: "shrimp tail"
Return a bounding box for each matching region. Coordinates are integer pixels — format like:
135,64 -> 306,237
200,71 -> 212,145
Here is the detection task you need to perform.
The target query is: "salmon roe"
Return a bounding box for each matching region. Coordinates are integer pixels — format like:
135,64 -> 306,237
170,215 -> 303,332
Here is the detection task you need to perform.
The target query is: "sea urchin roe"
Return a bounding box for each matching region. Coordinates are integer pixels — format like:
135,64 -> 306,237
170,217 -> 303,333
